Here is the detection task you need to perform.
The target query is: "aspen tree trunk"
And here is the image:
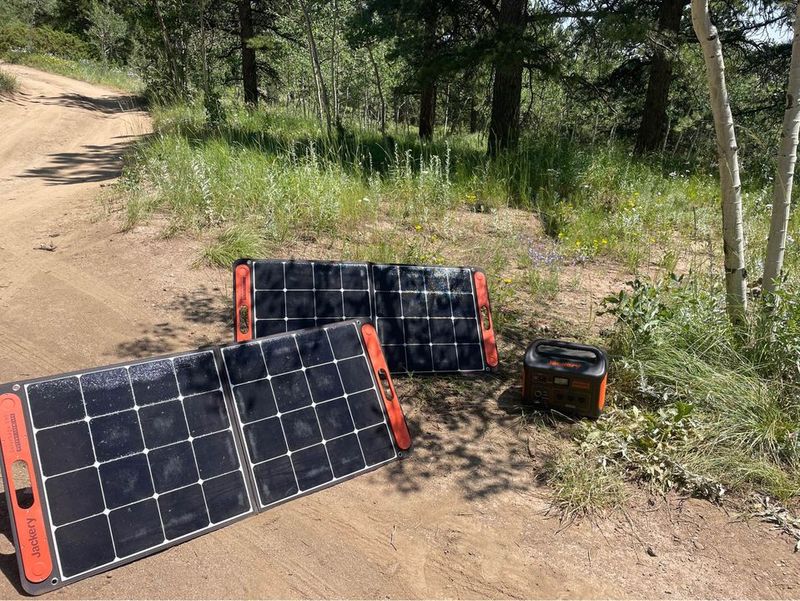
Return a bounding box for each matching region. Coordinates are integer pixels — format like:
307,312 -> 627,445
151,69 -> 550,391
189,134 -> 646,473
691,0 -> 748,325
330,0 -> 339,122
763,1 -> 800,297
298,0 -> 332,137
152,0 -> 181,95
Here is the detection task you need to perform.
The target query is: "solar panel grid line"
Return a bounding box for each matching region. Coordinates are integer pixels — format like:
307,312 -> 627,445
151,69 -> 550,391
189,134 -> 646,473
56,373 -> 121,573
217,345 -> 299,508
320,326 -> 397,465
291,332 -> 361,490
31,351 -> 252,584
239,383 -> 379,464
249,260 -> 373,338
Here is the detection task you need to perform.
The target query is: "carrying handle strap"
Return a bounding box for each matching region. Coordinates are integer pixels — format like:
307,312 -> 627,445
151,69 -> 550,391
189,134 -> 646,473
0,393 -> 53,584
472,271 -> 498,368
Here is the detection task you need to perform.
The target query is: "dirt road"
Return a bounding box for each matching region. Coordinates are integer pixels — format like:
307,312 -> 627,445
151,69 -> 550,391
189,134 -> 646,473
0,64 -> 798,599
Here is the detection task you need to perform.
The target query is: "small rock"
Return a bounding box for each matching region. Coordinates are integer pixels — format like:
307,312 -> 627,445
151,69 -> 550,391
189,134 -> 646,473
646,546 -> 657,557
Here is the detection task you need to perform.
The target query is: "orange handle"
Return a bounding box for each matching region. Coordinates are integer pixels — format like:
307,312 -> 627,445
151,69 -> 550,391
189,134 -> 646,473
234,263 -> 254,342
473,271 -> 499,368
0,393 -> 53,584
360,324 -> 411,451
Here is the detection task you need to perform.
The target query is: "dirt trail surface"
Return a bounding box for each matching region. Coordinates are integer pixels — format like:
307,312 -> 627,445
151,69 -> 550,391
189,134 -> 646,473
0,65 -> 798,599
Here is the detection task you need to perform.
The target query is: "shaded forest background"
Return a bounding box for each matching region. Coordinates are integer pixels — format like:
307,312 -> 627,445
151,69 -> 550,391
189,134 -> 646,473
0,0 -> 795,171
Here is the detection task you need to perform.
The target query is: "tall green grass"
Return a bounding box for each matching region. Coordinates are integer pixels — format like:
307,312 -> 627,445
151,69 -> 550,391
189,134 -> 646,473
121,98 -> 735,271
587,276 -> 800,502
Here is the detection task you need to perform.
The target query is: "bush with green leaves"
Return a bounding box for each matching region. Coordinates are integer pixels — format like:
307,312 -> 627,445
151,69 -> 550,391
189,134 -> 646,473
593,275 -> 800,502
0,23 -> 91,60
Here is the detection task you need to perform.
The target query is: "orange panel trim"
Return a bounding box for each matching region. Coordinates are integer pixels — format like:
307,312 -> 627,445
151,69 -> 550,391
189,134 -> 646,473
473,271 -> 499,368
234,264 -> 254,343
598,375 -> 607,411
0,393 -> 53,584
360,324 -> 411,451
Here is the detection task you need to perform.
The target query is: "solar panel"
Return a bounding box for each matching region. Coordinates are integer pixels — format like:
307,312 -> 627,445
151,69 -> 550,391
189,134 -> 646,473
0,320 -> 410,594
233,259 -> 499,374
220,321 -> 410,509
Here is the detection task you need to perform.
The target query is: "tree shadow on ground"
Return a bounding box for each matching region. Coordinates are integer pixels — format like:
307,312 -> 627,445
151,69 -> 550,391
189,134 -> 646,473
115,285 -> 231,359
20,137 -> 139,185
31,93 -> 143,114
383,343 -> 578,502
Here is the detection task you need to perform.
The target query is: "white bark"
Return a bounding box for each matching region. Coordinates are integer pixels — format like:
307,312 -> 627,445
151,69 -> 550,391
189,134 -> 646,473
691,0 -> 748,324
298,0 -> 332,138
764,2 -> 800,297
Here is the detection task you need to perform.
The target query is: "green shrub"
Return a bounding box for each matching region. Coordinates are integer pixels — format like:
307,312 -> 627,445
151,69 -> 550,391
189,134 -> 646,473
0,23 -> 91,60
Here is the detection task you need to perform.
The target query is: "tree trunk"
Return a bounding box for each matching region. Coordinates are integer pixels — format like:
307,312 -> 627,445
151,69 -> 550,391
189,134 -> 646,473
635,0 -> 687,154
151,0 -> 181,95
419,83 -> 436,140
366,46 -> 386,135
238,0 -> 258,106
298,0 -> 332,137
763,1 -> 800,297
691,0 -> 748,325
488,0 -> 527,156
330,0 -> 339,122
418,0 -> 438,141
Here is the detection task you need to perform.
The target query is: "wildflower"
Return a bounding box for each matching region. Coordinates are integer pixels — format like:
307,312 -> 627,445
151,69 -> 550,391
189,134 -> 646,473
503,278 -> 513,284
414,224 -> 422,231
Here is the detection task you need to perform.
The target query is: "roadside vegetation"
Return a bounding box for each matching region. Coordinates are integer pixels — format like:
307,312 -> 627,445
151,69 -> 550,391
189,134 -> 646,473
0,22 -> 142,92
0,68 -> 18,95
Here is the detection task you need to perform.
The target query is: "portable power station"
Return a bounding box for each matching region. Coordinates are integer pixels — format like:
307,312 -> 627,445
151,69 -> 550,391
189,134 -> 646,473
522,339 -> 608,418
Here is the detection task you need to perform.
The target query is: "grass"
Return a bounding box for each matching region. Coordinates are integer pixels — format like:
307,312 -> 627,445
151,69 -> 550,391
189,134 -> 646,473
116,96 -> 800,519
120,98 -> 734,273
550,275 -> 800,512
0,67 -> 18,94
3,52 -> 143,93
548,451 -> 629,521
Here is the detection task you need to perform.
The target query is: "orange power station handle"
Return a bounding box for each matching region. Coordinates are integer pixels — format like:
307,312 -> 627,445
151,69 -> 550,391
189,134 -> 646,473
473,271 -> 499,368
360,324 -> 412,451
0,394 -> 53,584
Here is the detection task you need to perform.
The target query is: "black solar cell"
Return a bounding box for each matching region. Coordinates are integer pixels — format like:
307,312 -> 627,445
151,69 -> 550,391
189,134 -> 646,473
233,259 -> 499,374
0,320 -> 409,594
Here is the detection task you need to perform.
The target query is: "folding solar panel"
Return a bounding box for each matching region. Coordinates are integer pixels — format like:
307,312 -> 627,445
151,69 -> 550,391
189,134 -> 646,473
0,320 -> 410,594
233,259 -> 499,374
220,321 -> 410,509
